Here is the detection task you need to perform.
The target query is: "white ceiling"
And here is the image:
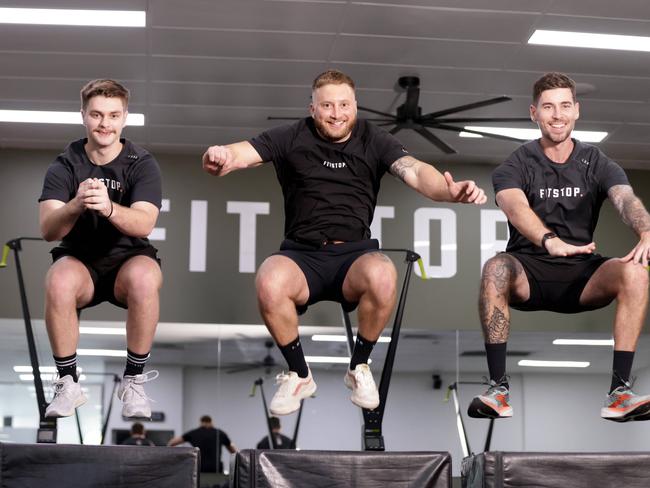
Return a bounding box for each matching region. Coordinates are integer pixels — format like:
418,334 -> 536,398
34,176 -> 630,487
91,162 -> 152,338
1,0 -> 650,167
2,0 -> 650,383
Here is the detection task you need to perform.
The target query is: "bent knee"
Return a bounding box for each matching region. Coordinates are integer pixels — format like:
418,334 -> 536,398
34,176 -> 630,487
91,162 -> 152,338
619,262 -> 649,291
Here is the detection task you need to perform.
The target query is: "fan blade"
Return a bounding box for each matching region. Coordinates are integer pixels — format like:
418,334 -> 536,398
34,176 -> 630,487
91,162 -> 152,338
431,117 -> 532,124
434,123 -> 526,143
358,105 -> 396,118
267,116 -> 301,120
422,96 -> 512,119
389,126 -> 402,135
414,127 -> 457,154
365,119 -> 398,123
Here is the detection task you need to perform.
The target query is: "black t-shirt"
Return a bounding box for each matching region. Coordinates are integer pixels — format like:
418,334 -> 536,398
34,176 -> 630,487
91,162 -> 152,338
183,427 -> 232,473
249,118 -> 407,245
493,139 -> 629,256
256,433 -> 295,450
120,435 -> 155,446
39,138 -> 162,259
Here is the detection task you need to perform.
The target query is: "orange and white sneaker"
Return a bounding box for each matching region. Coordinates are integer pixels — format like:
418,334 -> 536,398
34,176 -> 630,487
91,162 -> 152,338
467,379 -> 513,419
344,363 -> 380,410
601,384 -> 650,422
269,369 -> 317,416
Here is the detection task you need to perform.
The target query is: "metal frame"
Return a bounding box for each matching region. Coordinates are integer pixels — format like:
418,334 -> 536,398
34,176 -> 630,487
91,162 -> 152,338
446,381 -> 496,456
251,377 -> 302,449
341,248 -> 420,451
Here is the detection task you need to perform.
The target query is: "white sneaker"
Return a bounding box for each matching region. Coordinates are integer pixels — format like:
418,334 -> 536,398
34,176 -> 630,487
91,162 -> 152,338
117,370 -> 159,418
269,369 -> 317,416
344,363 -> 380,410
45,375 -> 88,418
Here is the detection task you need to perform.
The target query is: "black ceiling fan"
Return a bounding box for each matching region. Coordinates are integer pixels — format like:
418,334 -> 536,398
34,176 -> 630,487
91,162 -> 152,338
269,76 -> 531,154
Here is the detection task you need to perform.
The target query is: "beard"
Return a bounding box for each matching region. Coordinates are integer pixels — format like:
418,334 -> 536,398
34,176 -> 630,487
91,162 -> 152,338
313,115 -> 356,143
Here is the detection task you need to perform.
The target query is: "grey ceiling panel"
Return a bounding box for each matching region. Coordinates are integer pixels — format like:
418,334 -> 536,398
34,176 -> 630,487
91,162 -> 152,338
150,28 -> 335,59
0,25 -> 146,54
0,52 -> 146,80
508,45 -> 650,78
546,0 -> 650,20
331,36 -> 519,67
342,3 -> 536,42
149,0 -> 346,31
352,0 -> 555,12
149,57 -> 328,84
148,83 -> 312,108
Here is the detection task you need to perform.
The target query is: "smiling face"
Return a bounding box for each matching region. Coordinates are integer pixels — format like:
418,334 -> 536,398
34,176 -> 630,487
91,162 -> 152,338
530,87 -> 579,145
81,95 -> 127,151
310,82 -> 357,143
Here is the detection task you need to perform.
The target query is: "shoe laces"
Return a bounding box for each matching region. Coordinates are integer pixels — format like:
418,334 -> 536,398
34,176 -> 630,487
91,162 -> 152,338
482,375 -> 510,394
120,370 -> 158,402
353,365 -> 375,389
51,376 -> 75,399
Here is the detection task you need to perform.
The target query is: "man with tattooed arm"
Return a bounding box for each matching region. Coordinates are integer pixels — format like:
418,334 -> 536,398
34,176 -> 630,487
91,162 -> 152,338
203,69 -> 487,416
469,72 -> 650,422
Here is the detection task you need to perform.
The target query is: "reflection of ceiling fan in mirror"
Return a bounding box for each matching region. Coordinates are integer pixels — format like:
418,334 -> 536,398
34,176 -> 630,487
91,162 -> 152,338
221,340 -> 278,375
269,76 -> 531,154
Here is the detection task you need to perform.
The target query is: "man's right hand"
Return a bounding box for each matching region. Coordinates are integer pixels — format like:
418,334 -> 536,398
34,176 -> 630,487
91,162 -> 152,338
544,237 -> 596,257
202,145 -> 234,176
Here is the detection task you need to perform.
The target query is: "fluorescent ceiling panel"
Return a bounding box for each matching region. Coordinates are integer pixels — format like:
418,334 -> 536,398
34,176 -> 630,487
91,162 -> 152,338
529,29 -> 650,53
0,7 -> 145,27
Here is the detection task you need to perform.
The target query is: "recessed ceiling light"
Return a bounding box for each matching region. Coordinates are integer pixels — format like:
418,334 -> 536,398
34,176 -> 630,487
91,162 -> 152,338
0,110 -> 144,126
529,29 -> 650,53
0,7 -> 146,27
518,359 -> 590,368
311,334 -> 390,343
460,126 -> 607,143
553,338 -> 614,346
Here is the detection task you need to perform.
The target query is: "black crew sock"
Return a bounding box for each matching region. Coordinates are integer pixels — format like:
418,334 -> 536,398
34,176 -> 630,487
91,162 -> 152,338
124,349 -> 150,377
350,332 -> 377,371
278,337 -> 309,378
485,342 -> 508,387
610,350 -> 635,393
54,353 -> 78,382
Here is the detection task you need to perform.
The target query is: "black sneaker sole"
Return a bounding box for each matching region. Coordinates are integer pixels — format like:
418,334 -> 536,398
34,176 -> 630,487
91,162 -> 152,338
467,398 -> 499,419
603,401 -> 650,423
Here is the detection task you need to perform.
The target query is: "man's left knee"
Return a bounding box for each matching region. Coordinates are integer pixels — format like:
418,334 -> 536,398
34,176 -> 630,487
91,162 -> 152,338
620,262 -> 649,292
118,259 -> 162,298
365,258 -> 397,298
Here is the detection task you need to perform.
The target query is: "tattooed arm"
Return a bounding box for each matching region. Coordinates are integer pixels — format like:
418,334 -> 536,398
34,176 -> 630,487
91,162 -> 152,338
496,188 -> 596,257
608,184 -> 650,266
389,155 -> 487,204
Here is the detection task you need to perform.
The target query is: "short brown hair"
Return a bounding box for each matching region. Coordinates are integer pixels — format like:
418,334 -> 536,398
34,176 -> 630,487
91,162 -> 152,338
200,415 -> 212,424
312,69 -> 355,92
80,79 -> 129,110
532,72 -> 576,105
131,422 -> 145,435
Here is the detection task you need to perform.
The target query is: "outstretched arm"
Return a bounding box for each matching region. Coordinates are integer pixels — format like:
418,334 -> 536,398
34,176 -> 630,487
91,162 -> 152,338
496,188 -> 596,257
202,141 -> 264,177
608,184 -> 650,266
389,155 -> 487,204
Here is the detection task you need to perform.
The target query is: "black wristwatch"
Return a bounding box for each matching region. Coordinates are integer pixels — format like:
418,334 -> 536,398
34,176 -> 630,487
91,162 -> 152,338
541,232 -> 557,249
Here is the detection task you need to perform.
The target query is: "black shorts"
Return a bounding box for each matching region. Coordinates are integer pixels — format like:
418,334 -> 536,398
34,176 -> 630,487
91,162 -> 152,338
274,239 -> 380,315
509,252 -> 610,314
51,245 -> 161,309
